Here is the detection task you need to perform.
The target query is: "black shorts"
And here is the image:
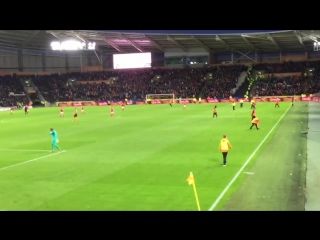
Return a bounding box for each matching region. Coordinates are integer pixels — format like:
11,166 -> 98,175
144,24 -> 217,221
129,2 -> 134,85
74,114 -> 77,117
214,113 -> 217,115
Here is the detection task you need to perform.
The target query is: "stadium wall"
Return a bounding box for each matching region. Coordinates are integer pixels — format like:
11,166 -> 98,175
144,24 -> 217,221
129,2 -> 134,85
54,95 -> 315,107
1,44 -> 320,73
0,47 -> 105,73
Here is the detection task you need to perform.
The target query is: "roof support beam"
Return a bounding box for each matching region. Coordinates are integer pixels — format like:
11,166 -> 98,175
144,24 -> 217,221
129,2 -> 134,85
70,31 -> 125,53
267,34 -> 282,50
234,50 -> 257,62
293,31 -> 306,50
216,35 -> 233,51
241,35 -> 257,51
144,36 -> 163,51
294,31 -> 303,45
125,38 -> 144,52
167,35 -> 186,51
103,38 -> 124,53
190,35 -> 210,52
70,31 -> 102,64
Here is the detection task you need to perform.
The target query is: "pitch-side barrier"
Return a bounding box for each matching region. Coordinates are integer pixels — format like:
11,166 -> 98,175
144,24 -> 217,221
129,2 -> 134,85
53,96 -> 315,107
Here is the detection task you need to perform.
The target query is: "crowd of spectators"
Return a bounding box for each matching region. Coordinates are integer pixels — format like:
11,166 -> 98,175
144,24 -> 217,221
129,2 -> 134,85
148,68 -> 211,98
68,70 -> 153,101
2,61 -> 320,107
30,67 -> 233,102
252,60 -> 320,96
304,73 -> 320,95
31,74 -> 76,102
202,65 -> 246,98
0,74 -> 28,107
253,75 -> 302,96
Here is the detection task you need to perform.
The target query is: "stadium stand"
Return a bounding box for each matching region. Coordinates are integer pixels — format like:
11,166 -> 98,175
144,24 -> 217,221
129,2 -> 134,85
304,71 -> 320,94
2,61 -> 320,107
202,65 -> 246,98
253,75 -> 302,96
149,68 -> 210,98
31,67 -> 236,102
73,70 -> 160,101
0,74 -> 28,107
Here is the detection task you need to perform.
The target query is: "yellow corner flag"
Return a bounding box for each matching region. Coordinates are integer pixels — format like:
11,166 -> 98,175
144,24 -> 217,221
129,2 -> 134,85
186,172 -> 201,211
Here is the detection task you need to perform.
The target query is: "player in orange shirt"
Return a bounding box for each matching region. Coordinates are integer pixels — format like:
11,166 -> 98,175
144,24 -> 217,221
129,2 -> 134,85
213,106 -> 217,118
81,106 -> 85,114
110,107 -> 114,117
169,100 -> 172,107
73,108 -> 78,121
251,109 -> 256,120
250,117 -> 260,130
60,107 -> 64,117
121,102 -> 125,111
275,99 -> 280,108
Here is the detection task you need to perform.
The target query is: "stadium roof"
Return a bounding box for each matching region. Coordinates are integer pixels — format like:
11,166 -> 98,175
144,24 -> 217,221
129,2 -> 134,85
0,30 -> 319,54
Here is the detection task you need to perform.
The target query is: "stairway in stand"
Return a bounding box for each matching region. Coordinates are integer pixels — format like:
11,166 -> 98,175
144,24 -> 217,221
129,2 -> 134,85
234,77 -> 249,98
197,80 -> 207,98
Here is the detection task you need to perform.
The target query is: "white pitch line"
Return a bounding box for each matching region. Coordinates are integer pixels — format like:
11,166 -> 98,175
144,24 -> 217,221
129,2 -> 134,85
0,149 -> 49,152
208,105 -> 292,211
0,150 -> 66,171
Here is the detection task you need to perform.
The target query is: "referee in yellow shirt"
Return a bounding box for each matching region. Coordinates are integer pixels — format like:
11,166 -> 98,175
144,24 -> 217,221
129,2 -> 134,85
219,135 -> 232,166
239,99 -> 244,108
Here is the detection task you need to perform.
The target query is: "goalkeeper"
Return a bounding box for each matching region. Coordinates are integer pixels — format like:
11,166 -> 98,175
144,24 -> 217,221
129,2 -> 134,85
49,128 -> 62,152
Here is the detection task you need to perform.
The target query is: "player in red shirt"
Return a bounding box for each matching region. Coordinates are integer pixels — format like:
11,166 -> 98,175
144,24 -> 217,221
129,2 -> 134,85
121,103 -> 125,111
10,107 -> 13,114
110,107 -> 114,117
81,106 -> 85,114
60,107 -> 64,117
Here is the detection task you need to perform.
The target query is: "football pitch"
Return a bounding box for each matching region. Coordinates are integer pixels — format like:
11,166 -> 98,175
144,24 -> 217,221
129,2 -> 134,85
0,102 -> 307,210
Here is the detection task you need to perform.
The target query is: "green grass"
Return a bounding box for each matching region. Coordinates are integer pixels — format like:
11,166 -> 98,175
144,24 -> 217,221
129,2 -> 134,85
222,102 -> 307,210
0,102 -> 292,210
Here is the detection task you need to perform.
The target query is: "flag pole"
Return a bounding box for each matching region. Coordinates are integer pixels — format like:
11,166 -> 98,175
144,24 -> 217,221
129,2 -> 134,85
192,180 -> 201,211
187,172 -> 201,211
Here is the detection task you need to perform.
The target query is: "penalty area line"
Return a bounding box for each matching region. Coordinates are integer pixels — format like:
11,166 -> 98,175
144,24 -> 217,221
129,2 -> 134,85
208,105 -> 292,211
0,150 -> 66,172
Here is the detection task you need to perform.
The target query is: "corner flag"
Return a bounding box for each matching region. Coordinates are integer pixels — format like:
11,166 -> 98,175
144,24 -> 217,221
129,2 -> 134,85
186,172 -> 201,211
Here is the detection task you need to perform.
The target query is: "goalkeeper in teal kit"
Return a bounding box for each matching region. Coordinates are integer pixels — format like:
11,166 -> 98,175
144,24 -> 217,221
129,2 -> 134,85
50,128 -> 62,152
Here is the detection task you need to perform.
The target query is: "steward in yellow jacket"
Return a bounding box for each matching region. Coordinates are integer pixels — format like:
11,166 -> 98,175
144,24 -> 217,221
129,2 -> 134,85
219,135 -> 232,166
